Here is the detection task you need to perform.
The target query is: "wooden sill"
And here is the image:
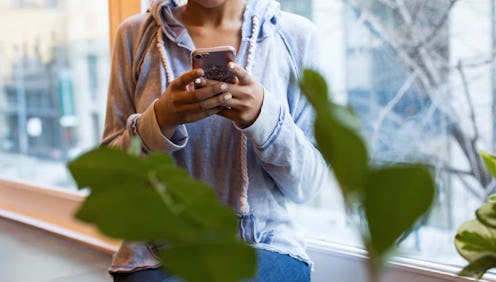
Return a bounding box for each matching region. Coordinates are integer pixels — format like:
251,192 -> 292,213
0,178 -> 120,254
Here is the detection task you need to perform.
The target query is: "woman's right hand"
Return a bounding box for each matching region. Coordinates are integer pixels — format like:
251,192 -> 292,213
154,69 -> 233,133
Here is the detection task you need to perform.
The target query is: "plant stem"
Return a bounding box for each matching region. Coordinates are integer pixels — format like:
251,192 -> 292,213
368,258 -> 380,282
148,171 -> 182,214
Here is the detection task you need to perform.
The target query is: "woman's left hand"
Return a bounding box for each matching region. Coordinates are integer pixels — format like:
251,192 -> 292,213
217,62 -> 264,128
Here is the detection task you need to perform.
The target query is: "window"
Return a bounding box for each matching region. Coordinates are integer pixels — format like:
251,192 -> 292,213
1,0 -> 491,276
284,0 -> 494,270
87,54 -> 99,98
0,0 -> 109,189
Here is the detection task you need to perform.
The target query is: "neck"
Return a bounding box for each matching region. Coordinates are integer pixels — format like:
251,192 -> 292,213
177,0 -> 245,27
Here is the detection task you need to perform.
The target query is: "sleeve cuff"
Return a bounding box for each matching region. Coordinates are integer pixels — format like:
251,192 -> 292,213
234,88 -> 285,150
135,100 -> 188,152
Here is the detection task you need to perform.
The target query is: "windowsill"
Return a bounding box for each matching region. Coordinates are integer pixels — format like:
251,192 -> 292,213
0,178 -> 120,254
0,177 -> 494,282
307,239 -> 496,282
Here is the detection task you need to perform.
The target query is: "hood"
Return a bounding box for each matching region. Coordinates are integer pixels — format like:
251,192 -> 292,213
148,0 -> 281,41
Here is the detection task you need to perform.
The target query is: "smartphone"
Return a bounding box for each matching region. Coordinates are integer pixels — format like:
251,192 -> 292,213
191,46 -> 236,84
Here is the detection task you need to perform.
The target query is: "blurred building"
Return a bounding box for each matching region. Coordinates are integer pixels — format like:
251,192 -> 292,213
0,0 -> 109,162
3,42 -> 71,160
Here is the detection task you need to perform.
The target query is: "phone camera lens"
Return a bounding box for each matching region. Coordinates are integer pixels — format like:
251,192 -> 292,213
195,54 -> 202,59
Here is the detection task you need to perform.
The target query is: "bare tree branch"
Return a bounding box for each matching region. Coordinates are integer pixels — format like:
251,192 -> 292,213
411,0 -> 459,50
345,0 -> 435,93
344,0 -> 493,192
376,0 -> 396,9
450,124 -> 491,187
456,60 -> 480,140
371,72 -> 417,149
425,163 -> 472,177
395,0 -> 413,25
455,172 -> 486,202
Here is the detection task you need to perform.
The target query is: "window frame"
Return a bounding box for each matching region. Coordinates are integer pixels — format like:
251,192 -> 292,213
108,0 -> 142,51
1,1 -> 495,281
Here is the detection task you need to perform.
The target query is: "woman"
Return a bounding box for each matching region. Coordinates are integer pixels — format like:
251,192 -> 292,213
103,0 -> 331,281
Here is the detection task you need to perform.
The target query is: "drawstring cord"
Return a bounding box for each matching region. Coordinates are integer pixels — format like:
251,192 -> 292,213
155,15 -> 260,216
156,29 -> 174,85
238,15 -> 259,215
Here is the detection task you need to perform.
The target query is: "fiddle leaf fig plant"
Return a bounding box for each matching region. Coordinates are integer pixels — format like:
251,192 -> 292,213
67,140 -> 256,282
455,151 -> 496,280
300,69 -> 436,281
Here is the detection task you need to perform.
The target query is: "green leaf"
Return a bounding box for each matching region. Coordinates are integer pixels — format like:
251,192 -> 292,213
481,151 -> 496,178
488,194 -> 496,204
300,69 -> 328,111
455,219 -> 496,262
477,203 -> 496,229
331,103 -> 361,132
456,231 -> 496,252
68,147 -> 149,192
75,188 -> 197,242
458,255 -> 496,280
148,152 -> 238,237
299,69 -> 438,277
300,68 -> 369,197
364,165 -> 435,258
300,69 -> 360,131
149,152 -> 217,205
68,146 -> 256,281
314,115 -> 368,197
72,148 -> 239,242
161,241 -> 257,282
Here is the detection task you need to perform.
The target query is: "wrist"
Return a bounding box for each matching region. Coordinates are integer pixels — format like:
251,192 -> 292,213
237,88 -> 264,128
236,108 -> 262,129
153,100 -> 176,138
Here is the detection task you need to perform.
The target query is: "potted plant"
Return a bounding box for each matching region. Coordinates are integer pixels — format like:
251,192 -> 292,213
67,70 -> 435,282
300,70 -> 435,282
455,151 -> 496,280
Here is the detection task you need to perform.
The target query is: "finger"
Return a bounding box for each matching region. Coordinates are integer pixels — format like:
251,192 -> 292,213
171,68 -> 204,90
180,92 -> 233,112
186,82 -> 196,91
228,62 -> 253,85
183,106 -> 225,124
175,82 -> 228,104
200,92 -> 233,111
217,107 -> 237,120
221,96 -> 244,110
219,84 -> 249,100
193,77 -> 205,89
194,78 -> 221,89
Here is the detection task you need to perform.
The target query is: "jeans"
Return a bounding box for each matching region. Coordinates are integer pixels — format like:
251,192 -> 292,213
111,249 -> 311,282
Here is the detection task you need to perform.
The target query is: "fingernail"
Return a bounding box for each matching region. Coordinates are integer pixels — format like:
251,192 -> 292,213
228,62 -> 235,70
220,84 -> 227,91
194,78 -> 201,84
223,93 -> 232,101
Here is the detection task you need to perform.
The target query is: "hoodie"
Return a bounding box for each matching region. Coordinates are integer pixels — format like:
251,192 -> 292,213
103,0 -> 331,273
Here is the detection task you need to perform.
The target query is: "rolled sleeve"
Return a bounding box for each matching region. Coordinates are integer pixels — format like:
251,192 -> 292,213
234,88 -> 285,150
135,100 -> 188,152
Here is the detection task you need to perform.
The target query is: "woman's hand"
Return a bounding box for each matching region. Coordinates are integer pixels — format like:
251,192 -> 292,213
154,68 -> 233,133
218,63 -> 264,128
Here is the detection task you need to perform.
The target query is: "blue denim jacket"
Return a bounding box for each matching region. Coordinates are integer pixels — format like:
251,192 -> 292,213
102,0 -> 331,272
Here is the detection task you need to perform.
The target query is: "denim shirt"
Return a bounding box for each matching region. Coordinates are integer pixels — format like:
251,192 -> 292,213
102,0 -> 331,272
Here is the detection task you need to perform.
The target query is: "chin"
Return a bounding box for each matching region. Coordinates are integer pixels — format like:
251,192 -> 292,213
189,0 -> 231,9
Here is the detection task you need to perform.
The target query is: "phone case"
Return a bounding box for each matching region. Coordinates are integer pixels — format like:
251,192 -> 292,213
191,46 -> 236,83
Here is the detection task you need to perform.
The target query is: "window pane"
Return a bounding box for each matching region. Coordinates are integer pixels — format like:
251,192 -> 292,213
0,0 -> 109,189
284,0 -> 493,269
